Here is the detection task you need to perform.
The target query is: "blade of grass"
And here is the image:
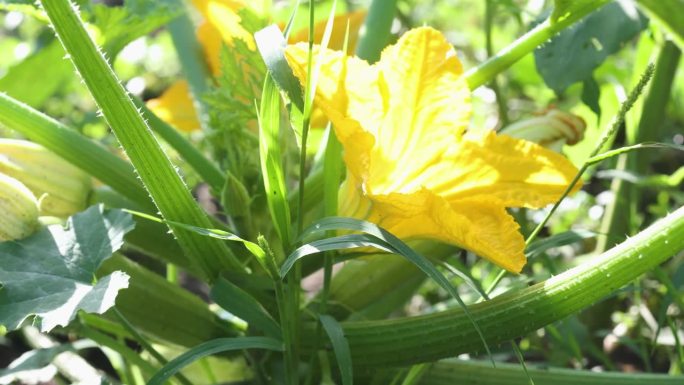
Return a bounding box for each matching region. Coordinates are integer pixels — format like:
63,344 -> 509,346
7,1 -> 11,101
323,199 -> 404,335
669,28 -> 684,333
147,337 -> 283,385
319,315 -> 353,385
257,74 -> 293,250
39,0 -> 242,281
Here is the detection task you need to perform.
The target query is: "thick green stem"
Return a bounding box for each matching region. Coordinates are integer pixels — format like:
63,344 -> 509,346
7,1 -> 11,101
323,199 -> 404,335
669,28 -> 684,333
355,0 -> 398,62
417,359 -> 684,385
0,92 -> 150,208
338,205 -> 684,367
136,99 -> 225,192
40,0 -> 243,280
465,0 -> 611,90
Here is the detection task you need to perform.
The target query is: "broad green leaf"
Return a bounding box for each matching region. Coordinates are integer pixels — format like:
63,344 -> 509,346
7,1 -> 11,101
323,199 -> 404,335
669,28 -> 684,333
210,277 -> 282,340
637,0 -> 684,49
320,315 -> 353,385
148,337 -> 284,385
536,1 -> 648,94
0,40 -> 72,108
0,205 -> 134,332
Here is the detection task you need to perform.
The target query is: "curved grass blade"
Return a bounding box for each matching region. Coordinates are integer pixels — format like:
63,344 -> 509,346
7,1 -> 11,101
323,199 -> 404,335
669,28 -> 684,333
319,315 -> 353,385
147,337 -> 283,385
281,234 -> 395,277
525,229 -> 597,260
294,217 -> 495,365
257,75 -> 293,249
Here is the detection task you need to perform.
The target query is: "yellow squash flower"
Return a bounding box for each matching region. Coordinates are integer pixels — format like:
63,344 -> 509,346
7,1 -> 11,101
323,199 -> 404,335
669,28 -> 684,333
285,27 -> 581,273
147,0 -> 366,132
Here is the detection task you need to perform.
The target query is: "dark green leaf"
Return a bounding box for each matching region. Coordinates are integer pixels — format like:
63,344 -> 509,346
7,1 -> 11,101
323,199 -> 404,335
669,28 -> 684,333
536,1 -> 648,93
320,315 -> 353,385
148,337 -> 283,385
0,205 -> 134,332
210,277 -> 282,340
581,76 -> 601,117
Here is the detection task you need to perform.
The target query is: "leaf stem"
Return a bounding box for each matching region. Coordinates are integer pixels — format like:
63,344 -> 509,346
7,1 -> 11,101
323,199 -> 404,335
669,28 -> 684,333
465,0 -> 612,90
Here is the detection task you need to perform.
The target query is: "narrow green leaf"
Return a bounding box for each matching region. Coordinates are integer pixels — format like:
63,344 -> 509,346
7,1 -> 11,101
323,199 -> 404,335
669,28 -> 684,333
281,234 -> 395,277
319,315 -> 353,385
258,75 -> 293,249
525,229 -> 597,260
255,25 -> 304,110
39,0 -> 243,280
211,277 -> 282,340
147,337 -> 283,385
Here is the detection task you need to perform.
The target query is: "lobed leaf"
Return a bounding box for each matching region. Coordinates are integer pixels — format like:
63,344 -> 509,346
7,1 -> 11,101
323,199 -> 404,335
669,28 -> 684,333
0,205 -> 133,332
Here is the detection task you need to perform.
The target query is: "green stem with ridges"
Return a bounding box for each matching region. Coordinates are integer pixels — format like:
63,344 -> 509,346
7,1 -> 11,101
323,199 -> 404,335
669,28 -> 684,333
337,205 -> 684,367
136,99 -> 225,192
355,0 -> 398,62
465,0 -> 611,90
0,92 -> 150,208
40,0 -> 242,281
418,359 -> 684,385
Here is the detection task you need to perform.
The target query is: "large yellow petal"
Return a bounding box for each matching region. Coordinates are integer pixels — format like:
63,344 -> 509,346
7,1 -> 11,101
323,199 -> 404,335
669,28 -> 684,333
146,81 -> 200,133
192,0 -> 255,51
360,190 -> 526,273
285,27 -> 471,187
396,129 -> 581,208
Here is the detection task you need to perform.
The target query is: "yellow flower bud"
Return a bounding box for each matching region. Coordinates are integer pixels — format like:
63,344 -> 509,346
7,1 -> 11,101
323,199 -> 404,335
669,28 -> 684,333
501,109 -> 586,152
0,173 -> 39,241
0,139 -> 91,218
